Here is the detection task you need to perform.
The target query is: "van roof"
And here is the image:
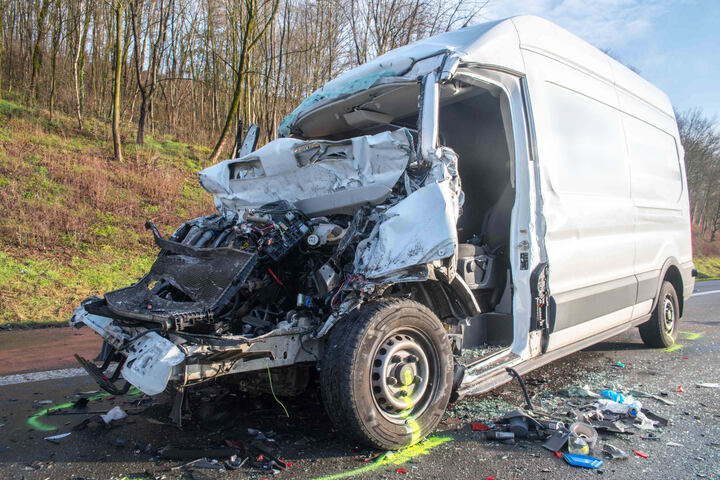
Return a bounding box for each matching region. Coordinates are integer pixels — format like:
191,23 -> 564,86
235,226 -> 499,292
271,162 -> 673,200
279,16 -> 674,136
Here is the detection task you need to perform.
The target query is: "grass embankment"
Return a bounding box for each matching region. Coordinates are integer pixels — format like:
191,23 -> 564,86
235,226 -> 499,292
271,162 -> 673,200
0,98 -> 213,327
691,225 -> 720,280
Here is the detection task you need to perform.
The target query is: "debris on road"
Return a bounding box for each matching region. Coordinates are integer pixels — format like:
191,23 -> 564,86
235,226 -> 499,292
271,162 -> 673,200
563,453 -> 604,469
462,376 -> 682,472
44,432 -> 71,444
602,443 -> 629,459
100,405 -> 127,425
696,383 -> 720,388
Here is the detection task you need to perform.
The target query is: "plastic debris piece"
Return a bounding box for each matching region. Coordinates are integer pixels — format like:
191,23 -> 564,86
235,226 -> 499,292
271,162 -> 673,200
567,386 -> 600,398
569,422 -> 598,448
72,397 -> 90,409
634,411 -> 657,430
542,430 -> 570,451
486,477 -> 497,480
697,383 -> 720,388
568,436 -> 589,455
595,399 -> 639,417
563,453 -> 603,469
615,362 -> 625,368
602,444 -> 629,459
633,450 -> 648,459
396,467 -> 408,474
100,406 -> 127,425
666,442 -> 683,447
554,451 -> 563,459
677,386 -> 684,393
472,423 -> 491,431
44,432 -> 71,442
641,408 -> 669,427
484,431 -> 514,441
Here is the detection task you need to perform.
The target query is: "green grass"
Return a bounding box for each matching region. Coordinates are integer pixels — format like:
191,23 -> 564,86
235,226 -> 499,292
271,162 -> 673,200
0,249 -> 154,327
0,97 -> 213,326
694,256 -> 720,281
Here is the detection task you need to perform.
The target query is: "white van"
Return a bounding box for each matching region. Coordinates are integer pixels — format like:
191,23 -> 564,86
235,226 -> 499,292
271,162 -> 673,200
70,15 -> 694,450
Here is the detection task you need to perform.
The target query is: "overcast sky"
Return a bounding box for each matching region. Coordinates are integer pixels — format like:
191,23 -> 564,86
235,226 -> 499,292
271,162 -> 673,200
480,0 -> 720,119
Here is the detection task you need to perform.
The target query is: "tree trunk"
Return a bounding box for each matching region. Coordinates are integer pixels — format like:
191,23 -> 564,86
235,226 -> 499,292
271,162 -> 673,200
112,3 -> 124,162
209,0 -> 279,164
28,0 -> 51,103
0,0 -> 4,100
73,0 -> 91,129
137,96 -> 147,144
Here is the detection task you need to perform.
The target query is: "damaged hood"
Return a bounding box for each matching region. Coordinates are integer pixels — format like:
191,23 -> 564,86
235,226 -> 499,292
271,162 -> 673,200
199,129 -> 414,217
277,17 -> 528,137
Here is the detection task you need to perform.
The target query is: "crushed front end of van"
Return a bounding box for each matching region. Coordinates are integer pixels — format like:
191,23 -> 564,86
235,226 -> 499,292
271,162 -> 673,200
69,36 -> 526,449
70,120 -> 467,420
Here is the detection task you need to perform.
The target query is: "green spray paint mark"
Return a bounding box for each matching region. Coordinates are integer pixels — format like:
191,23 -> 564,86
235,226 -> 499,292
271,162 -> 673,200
679,330 -> 703,340
663,344 -> 684,352
309,435 -> 451,480
27,387 -> 142,431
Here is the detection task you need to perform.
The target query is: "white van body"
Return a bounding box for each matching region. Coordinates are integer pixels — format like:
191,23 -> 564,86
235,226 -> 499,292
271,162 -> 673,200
70,15 -> 694,448
276,15 -> 694,393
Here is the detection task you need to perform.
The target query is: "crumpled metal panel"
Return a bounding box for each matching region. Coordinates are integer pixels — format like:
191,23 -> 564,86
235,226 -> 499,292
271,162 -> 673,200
104,231 -> 256,323
198,129 -> 413,217
354,147 -> 463,282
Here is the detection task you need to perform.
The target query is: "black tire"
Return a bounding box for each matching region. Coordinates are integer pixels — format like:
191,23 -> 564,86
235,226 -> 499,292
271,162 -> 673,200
320,299 -> 453,450
639,281 -> 679,348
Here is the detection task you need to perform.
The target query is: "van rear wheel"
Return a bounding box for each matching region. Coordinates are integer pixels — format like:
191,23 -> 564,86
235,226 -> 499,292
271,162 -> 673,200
639,281 -> 679,348
320,299 -> 453,450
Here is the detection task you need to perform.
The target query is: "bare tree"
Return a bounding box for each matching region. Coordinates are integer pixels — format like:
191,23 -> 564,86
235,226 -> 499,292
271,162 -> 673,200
28,0 -> 53,102
111,0 -> 126,161
130,0 -> 171,144
208,0 -> 280,164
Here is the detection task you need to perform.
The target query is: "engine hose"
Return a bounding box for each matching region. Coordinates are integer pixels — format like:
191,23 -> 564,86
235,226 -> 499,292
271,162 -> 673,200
506,367 -> 533,410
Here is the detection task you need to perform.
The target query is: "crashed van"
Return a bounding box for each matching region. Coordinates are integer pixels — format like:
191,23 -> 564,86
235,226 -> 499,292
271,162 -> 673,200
70,16 -> 694,449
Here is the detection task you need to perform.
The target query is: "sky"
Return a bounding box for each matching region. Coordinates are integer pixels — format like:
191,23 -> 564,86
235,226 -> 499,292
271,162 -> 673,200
479,0 -> 720,119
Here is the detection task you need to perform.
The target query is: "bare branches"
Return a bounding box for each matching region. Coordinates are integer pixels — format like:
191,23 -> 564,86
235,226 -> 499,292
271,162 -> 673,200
1,0 -> 484,149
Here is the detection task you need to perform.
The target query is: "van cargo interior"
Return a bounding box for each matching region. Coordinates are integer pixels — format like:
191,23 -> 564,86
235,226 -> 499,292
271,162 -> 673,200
439,79 -> 515,364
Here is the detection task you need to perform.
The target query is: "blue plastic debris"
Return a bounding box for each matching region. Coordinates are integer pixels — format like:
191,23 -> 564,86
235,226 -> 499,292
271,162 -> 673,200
563,453 -> 604,469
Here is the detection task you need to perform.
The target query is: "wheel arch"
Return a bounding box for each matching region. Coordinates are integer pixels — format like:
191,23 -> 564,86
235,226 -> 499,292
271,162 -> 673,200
654,258 -> 684,317
393,278 -> 481,324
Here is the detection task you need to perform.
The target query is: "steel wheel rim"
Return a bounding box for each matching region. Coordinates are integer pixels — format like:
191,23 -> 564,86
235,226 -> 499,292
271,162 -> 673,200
370,327 -> 438,423
662,294 -> 675,333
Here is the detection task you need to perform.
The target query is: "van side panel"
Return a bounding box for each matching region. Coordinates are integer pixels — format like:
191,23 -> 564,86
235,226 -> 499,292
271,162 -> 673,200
520,47 -> 637,350
609,59 -> 694,310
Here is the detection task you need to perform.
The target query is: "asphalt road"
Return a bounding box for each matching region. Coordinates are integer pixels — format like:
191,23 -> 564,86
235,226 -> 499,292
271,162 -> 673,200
1,282 -> 719,480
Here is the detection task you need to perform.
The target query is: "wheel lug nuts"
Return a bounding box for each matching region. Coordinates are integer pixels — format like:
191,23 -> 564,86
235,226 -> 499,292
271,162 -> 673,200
406,355 -> 418,363
391,355 -> 401,363
386,377 -> 397,386
395,390 -> 408,397
413,376 -> 422,384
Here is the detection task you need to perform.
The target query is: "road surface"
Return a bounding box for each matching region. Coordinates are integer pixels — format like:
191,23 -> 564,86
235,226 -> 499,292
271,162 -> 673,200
0,281 -> 719,479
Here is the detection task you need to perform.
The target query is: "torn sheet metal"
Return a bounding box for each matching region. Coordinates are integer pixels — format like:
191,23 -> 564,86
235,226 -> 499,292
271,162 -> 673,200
120,332 -> 185,395
104,227 -> 257,326
354,147 -> 463,281
199,129 -> 413,217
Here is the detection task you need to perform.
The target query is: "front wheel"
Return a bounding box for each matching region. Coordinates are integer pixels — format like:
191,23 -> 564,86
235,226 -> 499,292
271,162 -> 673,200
639,281 -> 679,348
320,299 -> 453,450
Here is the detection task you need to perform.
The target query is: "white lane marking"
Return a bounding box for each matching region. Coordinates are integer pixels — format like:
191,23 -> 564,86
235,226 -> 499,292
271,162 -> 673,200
0,368 -> 88,387
692,289 -> 720,297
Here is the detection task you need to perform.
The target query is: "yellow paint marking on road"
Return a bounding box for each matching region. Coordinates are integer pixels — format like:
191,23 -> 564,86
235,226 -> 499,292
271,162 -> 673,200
663,344 -> 684,352
309,435 -> 452,480
678,330 -> 703,340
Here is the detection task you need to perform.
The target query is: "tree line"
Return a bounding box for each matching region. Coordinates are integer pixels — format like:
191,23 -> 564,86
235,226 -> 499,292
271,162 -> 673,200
1,1 -> 719,240
678,110 -> 720,240
0,0 -> 484,161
